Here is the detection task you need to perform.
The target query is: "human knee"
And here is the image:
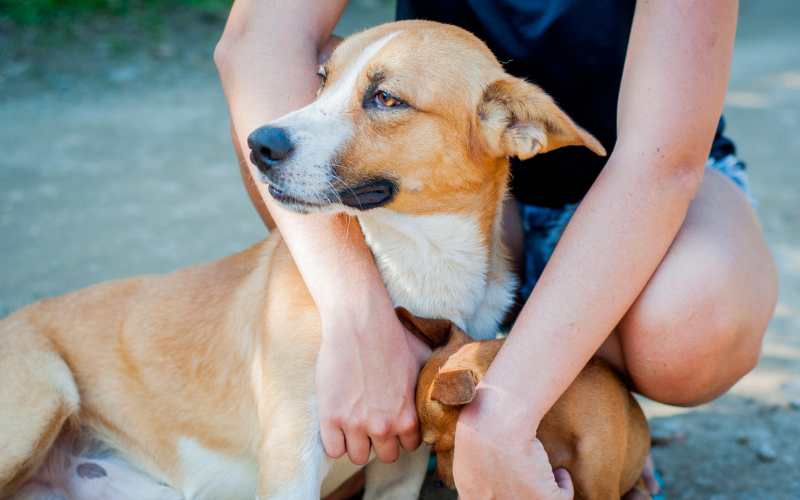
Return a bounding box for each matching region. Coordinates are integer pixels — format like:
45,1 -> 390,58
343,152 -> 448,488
625,303 -> 765,406
631,341 -> 760,407
622,264 -> 768,405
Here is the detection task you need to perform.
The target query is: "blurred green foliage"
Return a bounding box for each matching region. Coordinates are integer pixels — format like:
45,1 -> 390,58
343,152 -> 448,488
0,0 -> 233,25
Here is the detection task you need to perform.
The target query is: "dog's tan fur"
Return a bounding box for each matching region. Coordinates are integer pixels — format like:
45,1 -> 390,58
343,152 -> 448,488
400,309 -> 651,500
0,21 -> 606,500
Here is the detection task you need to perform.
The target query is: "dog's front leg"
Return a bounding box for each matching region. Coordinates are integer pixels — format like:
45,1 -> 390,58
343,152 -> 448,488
255,393 -> 332,500
363,445 -> 429,500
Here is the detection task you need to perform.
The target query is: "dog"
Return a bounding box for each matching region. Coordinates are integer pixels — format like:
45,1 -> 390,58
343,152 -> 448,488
397,307 -> 652,500
0,20 -> 605,500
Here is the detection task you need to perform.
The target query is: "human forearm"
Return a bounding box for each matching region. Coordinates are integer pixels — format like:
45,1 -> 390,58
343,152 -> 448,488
463,0 -> 738,434
216,0 -> 346,137
216,0 -> 383,318
479,152 -> 703,428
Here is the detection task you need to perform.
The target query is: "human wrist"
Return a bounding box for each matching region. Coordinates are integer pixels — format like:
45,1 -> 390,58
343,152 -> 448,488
318,292 -> 430,364
461,375 -> 544,441
317,275 -> 391,330
317,281 -> 394,337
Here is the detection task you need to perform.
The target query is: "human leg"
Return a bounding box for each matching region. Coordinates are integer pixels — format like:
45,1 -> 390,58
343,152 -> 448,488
598,166 -> 778,405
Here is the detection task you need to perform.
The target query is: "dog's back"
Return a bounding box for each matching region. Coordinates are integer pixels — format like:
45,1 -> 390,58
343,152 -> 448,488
538,357 -> 650,499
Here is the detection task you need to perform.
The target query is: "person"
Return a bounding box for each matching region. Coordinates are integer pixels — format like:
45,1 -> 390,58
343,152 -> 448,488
214,0 -> 779,498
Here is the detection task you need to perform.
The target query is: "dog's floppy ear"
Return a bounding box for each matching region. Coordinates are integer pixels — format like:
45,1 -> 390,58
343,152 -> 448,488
431,369 -> 477,406
395,307 -> 454,349
478,77 -> 607,160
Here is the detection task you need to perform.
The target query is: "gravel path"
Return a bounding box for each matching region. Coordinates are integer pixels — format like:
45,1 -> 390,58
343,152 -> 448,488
1,1 -> 798,498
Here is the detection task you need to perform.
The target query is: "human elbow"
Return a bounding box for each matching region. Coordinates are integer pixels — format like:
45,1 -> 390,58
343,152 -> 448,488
673,158 -> 706,193
214,31 -> 238,74
649,142 -> 708,196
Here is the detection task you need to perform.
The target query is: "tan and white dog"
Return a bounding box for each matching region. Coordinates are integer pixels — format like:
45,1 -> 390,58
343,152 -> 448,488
0,21 -> 604,500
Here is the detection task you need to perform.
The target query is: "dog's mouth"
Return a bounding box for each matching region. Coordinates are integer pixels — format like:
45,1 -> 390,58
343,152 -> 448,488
338,180 -> 396,210
267,185 -> 325,210
268,180 -> 396,212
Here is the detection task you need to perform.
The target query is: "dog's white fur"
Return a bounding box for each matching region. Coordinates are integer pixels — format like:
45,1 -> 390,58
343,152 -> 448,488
359,210 -> 513,339
177,439 -> 258,499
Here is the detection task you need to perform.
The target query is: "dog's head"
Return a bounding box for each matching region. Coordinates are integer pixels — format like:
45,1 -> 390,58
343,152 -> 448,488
396,307 -> 504,489
248,20 -> 605,215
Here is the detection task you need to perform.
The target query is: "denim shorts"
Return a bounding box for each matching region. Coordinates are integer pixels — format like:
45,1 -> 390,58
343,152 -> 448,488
517,153 -> 756,299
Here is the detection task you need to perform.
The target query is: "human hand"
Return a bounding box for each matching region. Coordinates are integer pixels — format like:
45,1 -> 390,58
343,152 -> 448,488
316,303 -> 431,465
453,386 -> 574,500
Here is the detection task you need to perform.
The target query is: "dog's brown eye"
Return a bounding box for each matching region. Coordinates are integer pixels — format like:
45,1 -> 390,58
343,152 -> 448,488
375,92 -> 402,107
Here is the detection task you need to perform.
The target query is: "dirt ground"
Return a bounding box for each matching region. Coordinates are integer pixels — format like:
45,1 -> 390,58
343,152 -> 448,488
1,1 -> 799,499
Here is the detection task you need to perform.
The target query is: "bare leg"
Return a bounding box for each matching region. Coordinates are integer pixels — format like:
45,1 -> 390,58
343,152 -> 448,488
597,167 -> 778,405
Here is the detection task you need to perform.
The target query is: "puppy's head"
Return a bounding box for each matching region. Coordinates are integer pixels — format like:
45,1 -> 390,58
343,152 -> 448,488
397,307 -> 504,489
248,20 -> 605,216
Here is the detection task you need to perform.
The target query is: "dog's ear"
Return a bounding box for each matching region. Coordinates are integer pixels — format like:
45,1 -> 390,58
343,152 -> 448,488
430,339 -> 504,406
478,77 -> 607,160
431,369 -> 477,406
395,307 -> 455,349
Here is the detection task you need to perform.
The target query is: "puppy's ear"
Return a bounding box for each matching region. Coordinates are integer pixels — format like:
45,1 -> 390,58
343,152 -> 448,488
478,77 -> 607,160
430,339 -> 504,405
395,307 -> 455,349
431,369 -> 477,406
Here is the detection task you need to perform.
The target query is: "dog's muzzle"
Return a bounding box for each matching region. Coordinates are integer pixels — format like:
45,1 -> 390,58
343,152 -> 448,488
248,126 -> 292,176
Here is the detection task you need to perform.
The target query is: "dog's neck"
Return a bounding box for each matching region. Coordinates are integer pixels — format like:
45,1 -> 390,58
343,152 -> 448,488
358,201 -> 515,340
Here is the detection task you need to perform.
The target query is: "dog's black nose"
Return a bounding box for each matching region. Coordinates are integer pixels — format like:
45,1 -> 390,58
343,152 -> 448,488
434,476 -> 443,488
247,126 -> 292,174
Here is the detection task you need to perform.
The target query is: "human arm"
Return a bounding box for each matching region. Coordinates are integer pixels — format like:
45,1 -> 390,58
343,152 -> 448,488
215,0 -> 430,465
453,0 -> 738,497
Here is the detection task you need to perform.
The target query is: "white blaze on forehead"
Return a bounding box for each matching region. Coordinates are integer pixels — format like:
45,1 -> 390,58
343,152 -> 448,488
259,30 -> 404,208
317,30 -> 404,112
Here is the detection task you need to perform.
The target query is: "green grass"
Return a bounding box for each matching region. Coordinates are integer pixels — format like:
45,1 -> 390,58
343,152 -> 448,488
0,0 -> 232,25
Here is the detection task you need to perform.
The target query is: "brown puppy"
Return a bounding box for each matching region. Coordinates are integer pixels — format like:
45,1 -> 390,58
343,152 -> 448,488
397,308 -> 652,500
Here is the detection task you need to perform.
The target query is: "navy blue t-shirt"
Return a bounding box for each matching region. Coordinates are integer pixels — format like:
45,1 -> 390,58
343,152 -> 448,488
397,0 -> 735,207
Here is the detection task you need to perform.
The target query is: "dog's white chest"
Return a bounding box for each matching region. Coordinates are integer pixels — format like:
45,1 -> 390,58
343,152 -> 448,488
359,211 -> 511,338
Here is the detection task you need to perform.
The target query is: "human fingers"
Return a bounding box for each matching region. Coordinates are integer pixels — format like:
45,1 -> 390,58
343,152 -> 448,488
552,468 -> 574,500
369,405 -> 419,462
370,433 -> 400,464
398,428 -> 422,452
344,428 -> 372,466
396,407 -> 422,452
320,420 -> 346,459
